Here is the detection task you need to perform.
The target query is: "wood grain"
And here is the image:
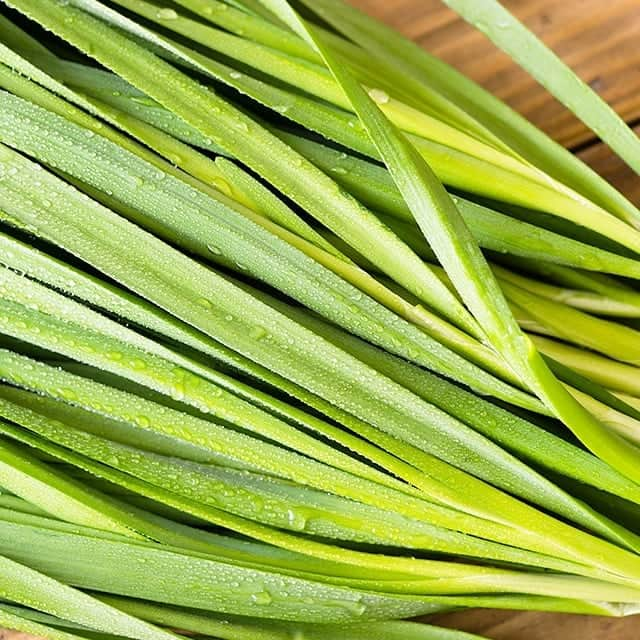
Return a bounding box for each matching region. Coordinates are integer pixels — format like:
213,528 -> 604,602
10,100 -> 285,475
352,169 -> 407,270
428,608 -> 640,639
0,633 -> 33,640
2,2 -> 639,640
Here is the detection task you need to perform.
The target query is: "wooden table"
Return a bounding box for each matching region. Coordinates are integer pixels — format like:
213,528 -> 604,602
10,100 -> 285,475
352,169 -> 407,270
352,0 -> 640,637
2,1 -> 639,640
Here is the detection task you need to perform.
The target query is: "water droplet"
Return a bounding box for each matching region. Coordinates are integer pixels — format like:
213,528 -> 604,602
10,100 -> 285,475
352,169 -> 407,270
330,167 -> 347,175
249,326 -> 267,340
131,95 -> 158,107
207,244 -> 222,255
273,104 -> 290,114
172,380 -> 185,401
368,88 -> 389,104
58,388 -> 77,400
338,599 -> 366,615
135,415 -> 151,427
212,177 -> 232,195
229,71 -> 242,79
235,121 -> 250,133
196,297 -> 213,309
250,590 -> 272,605
286,508 -> 307,531
84,130 -> 95,138
156,8 -> 178,20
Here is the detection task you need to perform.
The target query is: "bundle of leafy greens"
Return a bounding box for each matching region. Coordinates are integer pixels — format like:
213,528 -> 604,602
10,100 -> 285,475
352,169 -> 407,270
0,0 -> 638,638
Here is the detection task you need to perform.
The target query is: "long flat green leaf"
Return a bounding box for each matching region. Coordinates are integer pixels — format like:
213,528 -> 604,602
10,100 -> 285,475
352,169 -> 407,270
0,605 -> 103,640
49,45 -> 638,256
0,432 -> 390,564
4,59 -> 519,386
0,416 -> 560,582
55,32 -> 640,258
41,51 -> 637,279
0,554 -> 179,640
8,228 -> 625,513
6,47 -> 616,396
514,259 -> 640,307
176,0 -> 317,62
112,0 -> 638,251
1,350 -> 486,531
16,352 -> 627,586
502,281 -> 640,366
531,336 -> 640,398
3,1 -> 640,597
493,266 -> 640,317
0,239 -> 435,491
0,53 -> 338,257
137,0 -> 640,252
0,470 -> 425,582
